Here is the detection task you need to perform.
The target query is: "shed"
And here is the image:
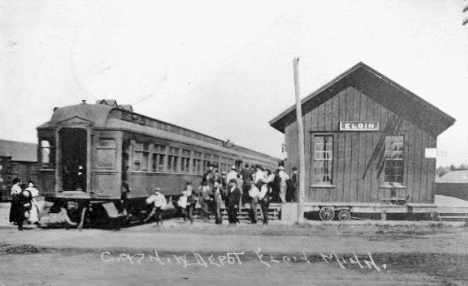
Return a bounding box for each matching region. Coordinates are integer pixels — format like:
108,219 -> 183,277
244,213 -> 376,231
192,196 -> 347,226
436,170 -> 468,201
0,139 -> 38,200
269,62 -> 455,215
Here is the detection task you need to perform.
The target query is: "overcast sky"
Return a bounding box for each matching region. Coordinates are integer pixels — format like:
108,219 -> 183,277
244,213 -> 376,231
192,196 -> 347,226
1,0 -> 467,166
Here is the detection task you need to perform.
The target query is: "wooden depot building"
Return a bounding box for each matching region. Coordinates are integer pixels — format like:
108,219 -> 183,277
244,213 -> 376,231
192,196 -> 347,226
269,62 -> 456,220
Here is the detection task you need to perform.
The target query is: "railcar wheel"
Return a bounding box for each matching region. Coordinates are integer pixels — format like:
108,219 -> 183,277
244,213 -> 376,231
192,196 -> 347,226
338,210 -> 351,221
319,207 -> 335,221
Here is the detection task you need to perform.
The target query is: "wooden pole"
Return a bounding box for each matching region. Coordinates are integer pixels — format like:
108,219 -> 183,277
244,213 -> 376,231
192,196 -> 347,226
293,57 -> 305,224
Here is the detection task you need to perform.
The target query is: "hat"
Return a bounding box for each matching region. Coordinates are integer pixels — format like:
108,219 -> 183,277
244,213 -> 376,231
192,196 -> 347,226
154,187 -> 161,192
279,166 -> 284,170
222,171 -> 227,175
231,165 -> 236,170
229,178 -> 237,184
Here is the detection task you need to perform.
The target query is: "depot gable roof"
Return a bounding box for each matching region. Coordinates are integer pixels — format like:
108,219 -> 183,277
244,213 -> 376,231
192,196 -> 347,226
269,62 -> 455,136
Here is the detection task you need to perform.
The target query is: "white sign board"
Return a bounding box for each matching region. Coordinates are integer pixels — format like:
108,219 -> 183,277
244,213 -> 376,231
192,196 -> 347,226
425,148 -> 437,158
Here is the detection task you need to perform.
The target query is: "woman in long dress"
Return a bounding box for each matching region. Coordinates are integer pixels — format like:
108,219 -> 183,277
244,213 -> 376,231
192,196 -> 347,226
9,178 -> 22,224
26,181 -> 40,225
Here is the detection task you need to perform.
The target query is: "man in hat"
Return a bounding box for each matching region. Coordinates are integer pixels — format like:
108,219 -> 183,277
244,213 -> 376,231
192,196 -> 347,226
202,164 -> 215,186
226,179 -> 241,225
144,188 -> 167,226
278,166 -> 289,203
241,164 -> 253,205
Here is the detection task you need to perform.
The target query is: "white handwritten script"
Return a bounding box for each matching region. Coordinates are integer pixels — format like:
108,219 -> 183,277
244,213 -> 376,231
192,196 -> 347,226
101,248 -> 387,271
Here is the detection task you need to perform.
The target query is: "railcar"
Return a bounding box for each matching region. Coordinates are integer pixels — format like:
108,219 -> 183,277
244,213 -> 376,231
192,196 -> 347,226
36,99 -> 279,226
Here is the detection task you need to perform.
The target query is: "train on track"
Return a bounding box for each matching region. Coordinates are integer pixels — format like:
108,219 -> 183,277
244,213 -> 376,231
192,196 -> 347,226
36,99 -> 279,227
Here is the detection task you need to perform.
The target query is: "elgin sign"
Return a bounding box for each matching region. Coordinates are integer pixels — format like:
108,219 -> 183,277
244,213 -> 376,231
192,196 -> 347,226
339,121 -> 379,131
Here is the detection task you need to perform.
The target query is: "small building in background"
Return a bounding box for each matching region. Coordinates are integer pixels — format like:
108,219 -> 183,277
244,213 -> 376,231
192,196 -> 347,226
269,62 -> 455,219
0,139 -> 38,201
436,170 -> 468,201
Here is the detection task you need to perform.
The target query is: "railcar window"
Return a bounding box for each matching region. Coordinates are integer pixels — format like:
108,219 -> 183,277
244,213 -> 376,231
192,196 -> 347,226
203,154 -> 211,172
152,144 -> 166,172
193,152 -> 202,174
181,149 -> 191,173
134,142 -> 149,171
313,135 -> 333,185
384,136 -> 404,185
96,138 -> 117,169
212,155 -> 220,169
40,139 -> 55,168
167,147 -> 180,172
220,157 -> 227,173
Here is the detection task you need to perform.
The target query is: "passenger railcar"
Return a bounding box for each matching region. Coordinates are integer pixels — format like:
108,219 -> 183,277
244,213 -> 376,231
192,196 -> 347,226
37,99 -> 279,226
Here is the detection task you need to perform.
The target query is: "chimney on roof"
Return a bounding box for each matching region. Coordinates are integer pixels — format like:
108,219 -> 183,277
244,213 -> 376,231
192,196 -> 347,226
82,100 -> 87,104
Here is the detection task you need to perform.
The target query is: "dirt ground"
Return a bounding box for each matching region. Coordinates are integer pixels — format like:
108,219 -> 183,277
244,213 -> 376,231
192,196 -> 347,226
1,203 -> 468,286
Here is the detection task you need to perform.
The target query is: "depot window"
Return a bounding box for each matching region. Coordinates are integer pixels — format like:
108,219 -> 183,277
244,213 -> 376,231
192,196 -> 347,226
384,136 -> 404,185
312,135 -> 333,185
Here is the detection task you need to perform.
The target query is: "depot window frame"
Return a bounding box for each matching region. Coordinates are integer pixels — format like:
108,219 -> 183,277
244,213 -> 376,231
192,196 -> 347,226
311,134 -> 334,186
383,135 -> 405,186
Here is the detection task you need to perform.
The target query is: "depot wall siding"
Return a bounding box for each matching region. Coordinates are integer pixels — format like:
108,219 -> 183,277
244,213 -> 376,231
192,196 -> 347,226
284,86 -> 437,204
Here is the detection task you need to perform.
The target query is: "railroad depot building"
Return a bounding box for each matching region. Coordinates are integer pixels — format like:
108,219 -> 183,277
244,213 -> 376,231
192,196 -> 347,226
270,62 -> 455,219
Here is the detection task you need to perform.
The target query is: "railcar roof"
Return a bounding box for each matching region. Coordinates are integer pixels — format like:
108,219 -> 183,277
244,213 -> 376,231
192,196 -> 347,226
37,104 -> 114,128
269,62 -> 456,136
37,103 -> 279,162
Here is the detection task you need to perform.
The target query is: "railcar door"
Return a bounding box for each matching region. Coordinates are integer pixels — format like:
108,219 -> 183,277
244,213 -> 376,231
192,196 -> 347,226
60,128 -> 87,192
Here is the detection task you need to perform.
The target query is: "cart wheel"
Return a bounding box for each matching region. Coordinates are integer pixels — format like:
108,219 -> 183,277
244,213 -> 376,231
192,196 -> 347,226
319,207 -> 335,221
338,210 -> 351,221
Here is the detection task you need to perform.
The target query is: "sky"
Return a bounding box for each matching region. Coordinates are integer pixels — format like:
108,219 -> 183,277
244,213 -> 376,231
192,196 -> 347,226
1,0 -> 467,166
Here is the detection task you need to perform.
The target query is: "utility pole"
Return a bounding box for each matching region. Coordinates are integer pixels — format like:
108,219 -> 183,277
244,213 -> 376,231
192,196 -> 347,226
293,57 -> 305,224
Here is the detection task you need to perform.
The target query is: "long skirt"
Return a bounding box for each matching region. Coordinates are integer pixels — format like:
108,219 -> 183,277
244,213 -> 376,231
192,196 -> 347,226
29,203 -> 39,223
9,195 -> 20,223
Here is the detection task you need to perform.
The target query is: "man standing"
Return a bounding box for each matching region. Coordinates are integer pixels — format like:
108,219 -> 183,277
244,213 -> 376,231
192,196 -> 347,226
253,165 -> 265,187
197,181 -> 212,222
248,182 -> 260,224
278,166 -> 289,203
213,179 -> 224,224
184,182 -> 195,223
202,164 -> 215,186
241,164 -> 252,205
226,179 -> 241,225
226,165 -> 237,185
258,178 -> 270,225
144,188 -> 167,226
291,166 -> 299,202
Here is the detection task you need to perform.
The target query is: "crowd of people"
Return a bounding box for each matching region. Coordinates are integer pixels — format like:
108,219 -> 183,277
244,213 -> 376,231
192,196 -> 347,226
144,163 -> 299,226
8,164 -> 298,229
